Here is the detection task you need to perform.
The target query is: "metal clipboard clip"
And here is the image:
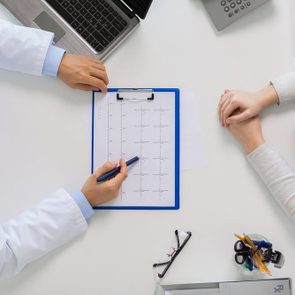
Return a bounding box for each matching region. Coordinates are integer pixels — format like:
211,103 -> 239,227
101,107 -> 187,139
116,89 -> 154,101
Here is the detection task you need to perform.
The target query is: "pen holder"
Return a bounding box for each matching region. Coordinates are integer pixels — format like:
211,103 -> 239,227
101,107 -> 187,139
233,233 -> 285,276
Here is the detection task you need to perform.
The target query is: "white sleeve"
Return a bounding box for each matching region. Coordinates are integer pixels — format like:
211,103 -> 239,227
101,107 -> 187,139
0,189 -> 88,278
247,143 -> 295,222
271,72 -> 295,105
0,18 -> 54,76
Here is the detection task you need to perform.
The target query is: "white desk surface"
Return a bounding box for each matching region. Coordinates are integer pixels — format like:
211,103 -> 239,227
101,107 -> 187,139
0,0 -> 294,294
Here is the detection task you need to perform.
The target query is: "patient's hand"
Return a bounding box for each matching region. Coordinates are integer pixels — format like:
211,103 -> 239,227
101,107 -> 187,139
218,86 -> 278,126
227,116 -> 265,154
58,54 -> 109,92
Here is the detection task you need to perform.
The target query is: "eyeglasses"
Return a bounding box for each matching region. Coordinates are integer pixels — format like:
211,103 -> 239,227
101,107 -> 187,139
153,230 -> 192,279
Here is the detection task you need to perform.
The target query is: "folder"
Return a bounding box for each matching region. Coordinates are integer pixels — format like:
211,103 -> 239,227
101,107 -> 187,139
91,88 -> 180,210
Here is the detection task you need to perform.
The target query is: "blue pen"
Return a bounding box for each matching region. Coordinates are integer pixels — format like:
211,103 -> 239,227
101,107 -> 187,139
96,156 -> 139,183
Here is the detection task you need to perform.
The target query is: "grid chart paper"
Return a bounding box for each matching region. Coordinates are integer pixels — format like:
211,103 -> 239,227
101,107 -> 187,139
92,89 -> 179,209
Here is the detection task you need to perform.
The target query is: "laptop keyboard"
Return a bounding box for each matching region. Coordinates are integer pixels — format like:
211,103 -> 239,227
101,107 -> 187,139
45,0 -> 128,52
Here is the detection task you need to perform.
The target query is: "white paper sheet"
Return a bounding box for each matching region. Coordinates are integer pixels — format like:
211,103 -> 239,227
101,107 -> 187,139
180,89 -> 206,171
93,90 -> 178,208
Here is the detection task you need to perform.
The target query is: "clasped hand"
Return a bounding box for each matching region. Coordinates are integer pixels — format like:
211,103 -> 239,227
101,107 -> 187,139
218,86 -> 279,154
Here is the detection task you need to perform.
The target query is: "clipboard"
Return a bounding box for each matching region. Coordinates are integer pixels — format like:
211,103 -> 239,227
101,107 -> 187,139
91,88 -> 180,210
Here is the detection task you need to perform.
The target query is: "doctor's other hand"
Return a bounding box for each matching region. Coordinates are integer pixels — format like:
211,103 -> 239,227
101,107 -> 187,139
227,116 -> 265,154
81,159 -> 127,206
218,86 -> 279,126
58,54 -> 109,92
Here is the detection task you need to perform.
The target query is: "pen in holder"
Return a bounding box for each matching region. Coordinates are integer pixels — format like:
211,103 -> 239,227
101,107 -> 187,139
233,233 -> 285,276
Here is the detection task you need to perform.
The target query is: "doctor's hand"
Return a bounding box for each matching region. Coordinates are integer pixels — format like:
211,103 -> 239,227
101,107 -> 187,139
218,86 -> 278,127
81,159 -> 128,206
227,115 -> 265,154
58,54 -> 109,92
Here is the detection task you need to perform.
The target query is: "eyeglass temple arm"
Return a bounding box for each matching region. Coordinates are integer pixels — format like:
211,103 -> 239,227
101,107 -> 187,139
156,232 -> 192,279
153,261 -> 170,267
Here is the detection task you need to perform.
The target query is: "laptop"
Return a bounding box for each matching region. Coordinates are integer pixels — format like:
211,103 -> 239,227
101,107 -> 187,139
202,0 -> 270,31
0,0 -> 153,61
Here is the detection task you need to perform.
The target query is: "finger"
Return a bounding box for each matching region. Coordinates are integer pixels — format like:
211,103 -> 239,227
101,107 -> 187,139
218,92 -> 232,118
218,93 -> 228,108
218,95 -> 229,124
91,59 -> 106,70
223,101 -> 239,126
110,159 -> 128,186
220,97 -> 231,126
80,75 -> 108,92
94,161 -> 118,178
226,109 -> 251,124
90,69 -> 109,85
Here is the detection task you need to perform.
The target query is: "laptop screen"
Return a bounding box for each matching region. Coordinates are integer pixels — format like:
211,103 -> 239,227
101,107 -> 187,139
123,0 -> 153,19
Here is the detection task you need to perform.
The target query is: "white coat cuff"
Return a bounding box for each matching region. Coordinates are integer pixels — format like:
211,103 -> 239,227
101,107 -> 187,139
42,45 -> 65,77
70,191 -> 94,220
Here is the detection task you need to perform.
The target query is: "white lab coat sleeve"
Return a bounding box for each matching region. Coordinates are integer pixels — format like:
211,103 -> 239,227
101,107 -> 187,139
0,18 -> 54,76
0,188 -> 88,278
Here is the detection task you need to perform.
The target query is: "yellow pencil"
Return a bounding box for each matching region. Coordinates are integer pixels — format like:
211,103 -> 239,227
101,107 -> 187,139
243,234 -> 271,275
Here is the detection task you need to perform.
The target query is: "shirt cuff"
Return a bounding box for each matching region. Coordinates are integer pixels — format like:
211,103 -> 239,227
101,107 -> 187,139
69,191 -> 94,221
270,72 -> 295,106
42,45 -> 66,77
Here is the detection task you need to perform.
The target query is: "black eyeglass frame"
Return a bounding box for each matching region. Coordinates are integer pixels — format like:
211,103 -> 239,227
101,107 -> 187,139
153,230 -> 192,279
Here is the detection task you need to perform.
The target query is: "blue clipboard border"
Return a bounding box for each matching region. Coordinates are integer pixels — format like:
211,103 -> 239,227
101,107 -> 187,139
91,88 -> 180,210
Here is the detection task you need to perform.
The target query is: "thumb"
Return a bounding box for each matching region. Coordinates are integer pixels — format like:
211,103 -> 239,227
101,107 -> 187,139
94,161 -> 118,178
226,110 -> 251,124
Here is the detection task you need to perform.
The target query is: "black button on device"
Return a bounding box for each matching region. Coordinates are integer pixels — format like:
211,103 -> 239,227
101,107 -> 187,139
84,2 -> 91,9
62,1 -> 69,8
224,6 -> 230,12
101,28 -> 114,42
107,14 -> 114,22
93,31 -> 109,46
230,2 -> 236,8
76,25 -> 84,33
86,35 -> 94,43
236,0 -> 242,4
228,11 -> 234,17
88,26 -> 95,33
112,19 -> 124,31
71,20 -> 79,28
81,30 -> 89,39
89,6 -> 96,14
75,3 -> 82,10
72,10 -> 79,18
221,0 -> 226,6
246,1 -> 251,6
67,6 -> 74,13
109,27 -> 119,36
